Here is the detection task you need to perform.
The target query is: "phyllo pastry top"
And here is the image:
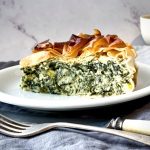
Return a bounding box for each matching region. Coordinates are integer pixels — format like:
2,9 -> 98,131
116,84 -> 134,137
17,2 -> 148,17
20,29 -> 136,68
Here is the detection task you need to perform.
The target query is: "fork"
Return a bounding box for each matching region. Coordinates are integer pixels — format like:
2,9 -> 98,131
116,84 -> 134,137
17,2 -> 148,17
0,114 -> 150,146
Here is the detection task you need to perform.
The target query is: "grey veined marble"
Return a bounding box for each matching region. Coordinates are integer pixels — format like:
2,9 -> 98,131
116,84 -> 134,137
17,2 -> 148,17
0,0 -> 150,61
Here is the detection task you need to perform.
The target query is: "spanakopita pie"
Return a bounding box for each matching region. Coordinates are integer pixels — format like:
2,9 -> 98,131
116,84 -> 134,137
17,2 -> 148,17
20,29 -> 137,97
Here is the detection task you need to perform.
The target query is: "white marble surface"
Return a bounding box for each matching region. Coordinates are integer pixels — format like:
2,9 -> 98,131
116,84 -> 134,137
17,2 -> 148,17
0,0 -> 150,61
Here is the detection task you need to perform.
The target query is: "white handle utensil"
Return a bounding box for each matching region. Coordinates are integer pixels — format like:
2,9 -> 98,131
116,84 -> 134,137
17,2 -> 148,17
107,117 -> 150,136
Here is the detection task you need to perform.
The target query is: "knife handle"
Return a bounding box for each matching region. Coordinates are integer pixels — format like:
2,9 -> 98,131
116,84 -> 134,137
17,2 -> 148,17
122,119 -> 150,136
107,117 -> 150,136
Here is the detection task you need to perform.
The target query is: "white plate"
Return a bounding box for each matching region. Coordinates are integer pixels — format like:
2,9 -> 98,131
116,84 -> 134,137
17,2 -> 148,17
0,62 -> 150,111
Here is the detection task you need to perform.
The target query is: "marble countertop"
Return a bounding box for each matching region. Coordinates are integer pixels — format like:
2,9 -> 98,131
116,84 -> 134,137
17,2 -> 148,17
0,0 -> 150,61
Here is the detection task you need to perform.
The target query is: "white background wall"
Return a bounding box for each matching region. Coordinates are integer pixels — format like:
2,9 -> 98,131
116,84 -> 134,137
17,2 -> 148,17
0,0 -> 150,61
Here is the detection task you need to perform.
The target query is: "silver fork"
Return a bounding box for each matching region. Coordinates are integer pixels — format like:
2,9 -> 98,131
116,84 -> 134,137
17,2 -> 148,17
0,114 -> 150,146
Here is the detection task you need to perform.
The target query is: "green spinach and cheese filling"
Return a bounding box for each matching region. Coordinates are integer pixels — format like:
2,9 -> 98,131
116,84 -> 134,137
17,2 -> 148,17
20,56 -> 135,96
20,29 -> 137,97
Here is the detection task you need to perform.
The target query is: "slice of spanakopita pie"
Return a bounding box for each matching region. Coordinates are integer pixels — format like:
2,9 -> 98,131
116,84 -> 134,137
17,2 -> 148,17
20,29 -> 137,97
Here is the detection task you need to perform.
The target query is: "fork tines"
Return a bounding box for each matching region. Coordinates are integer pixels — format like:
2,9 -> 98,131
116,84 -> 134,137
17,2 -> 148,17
0,114 -> 29,135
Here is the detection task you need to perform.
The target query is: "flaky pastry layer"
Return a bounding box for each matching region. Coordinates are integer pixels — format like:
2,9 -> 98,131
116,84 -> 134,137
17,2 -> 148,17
20,29 -> 137,68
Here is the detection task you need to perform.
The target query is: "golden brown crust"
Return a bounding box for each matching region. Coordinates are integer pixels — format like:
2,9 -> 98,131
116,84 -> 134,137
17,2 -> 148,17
20,29 -> 137,68
20,51 -> 53,67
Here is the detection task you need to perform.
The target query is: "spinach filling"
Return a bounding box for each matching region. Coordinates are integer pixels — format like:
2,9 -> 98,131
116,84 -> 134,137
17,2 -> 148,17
20,58 -> 131,96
